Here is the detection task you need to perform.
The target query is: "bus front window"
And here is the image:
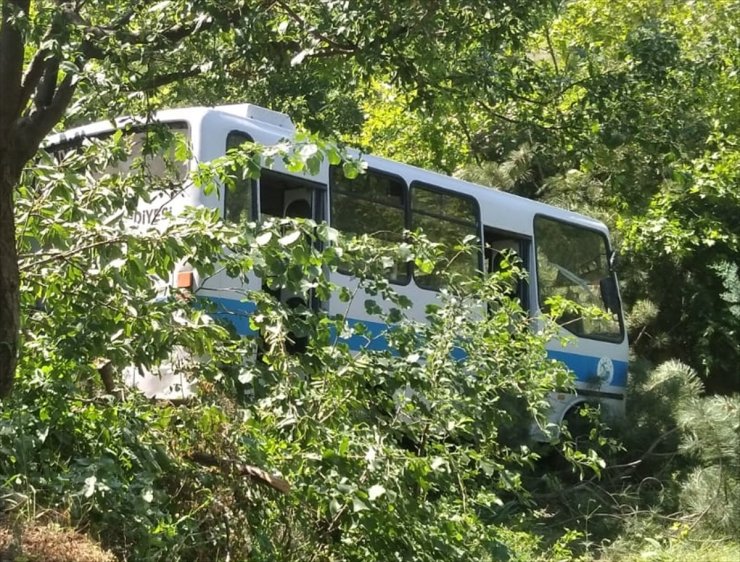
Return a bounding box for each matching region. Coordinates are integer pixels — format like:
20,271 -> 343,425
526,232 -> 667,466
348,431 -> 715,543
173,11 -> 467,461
534,217 -> 623,342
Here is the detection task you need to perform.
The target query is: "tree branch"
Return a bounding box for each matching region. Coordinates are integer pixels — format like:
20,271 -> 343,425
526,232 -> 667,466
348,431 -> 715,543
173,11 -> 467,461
18,235 -> 127,272
15,71 -> 78,160
475,98 -> 566,131
18,48 -> 51,113
0,0 -> 31,131
96,360 -> 124,400
544,25 -> 560,76
275,0 -> 357,54
623,427 -> 680,477
34,56 -> 61,109
188,452 -> 291,494
129,51 -> 246,93
138,66 -> 206,92
110,6 -> 138,29
81,1 -> 273,59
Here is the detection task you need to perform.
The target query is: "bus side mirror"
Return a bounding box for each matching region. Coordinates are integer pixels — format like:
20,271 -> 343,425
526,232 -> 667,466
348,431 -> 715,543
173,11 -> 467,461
599,277 -> 621,314
608,250 -> 620,271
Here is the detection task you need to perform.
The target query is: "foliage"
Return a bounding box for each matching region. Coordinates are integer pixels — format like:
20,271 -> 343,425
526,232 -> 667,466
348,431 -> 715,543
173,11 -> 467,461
2,0 -> 739,559
677,394 -> 740,535
596,516 -> 740,562
527,359 -> 740,561
0,137 -> 592,560
346,81 -> 478,174
456,144 -> 535,193
619,133 -> 740,391
713,261 -> 740,323
407,0 -> 740,393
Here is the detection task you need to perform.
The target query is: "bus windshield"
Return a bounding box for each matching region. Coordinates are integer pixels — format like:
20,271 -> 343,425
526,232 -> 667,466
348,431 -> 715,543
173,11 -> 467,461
534,216 -> 623,342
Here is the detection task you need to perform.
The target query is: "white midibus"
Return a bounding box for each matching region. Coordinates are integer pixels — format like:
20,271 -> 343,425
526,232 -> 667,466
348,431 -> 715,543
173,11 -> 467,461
49,103 -> 629,424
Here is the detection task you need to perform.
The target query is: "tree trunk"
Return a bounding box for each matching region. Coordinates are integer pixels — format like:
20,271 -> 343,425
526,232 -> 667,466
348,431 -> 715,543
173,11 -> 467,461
1,0 -> 29,400
0,169 -> 19,398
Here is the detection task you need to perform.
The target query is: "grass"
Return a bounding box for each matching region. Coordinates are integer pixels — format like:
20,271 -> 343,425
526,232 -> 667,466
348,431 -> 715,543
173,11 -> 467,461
0,521 -> 116,562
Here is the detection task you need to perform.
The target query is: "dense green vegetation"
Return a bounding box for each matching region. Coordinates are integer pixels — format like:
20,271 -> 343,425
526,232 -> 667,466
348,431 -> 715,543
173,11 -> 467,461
1,0 -> 738,560
360,0 -> 740,394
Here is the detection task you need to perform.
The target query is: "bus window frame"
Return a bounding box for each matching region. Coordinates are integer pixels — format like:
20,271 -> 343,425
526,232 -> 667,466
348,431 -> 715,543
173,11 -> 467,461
484,227 -> 531,312
223,130 -> 258,223
329,164 -> 411,286
409,180 -> 482,291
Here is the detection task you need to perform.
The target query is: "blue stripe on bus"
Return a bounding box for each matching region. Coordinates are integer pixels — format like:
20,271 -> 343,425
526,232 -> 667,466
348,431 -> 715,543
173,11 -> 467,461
341,318 -> 394,352
546,350 -> 628,388
205,296 -> 627,388
207,296 -> 258,335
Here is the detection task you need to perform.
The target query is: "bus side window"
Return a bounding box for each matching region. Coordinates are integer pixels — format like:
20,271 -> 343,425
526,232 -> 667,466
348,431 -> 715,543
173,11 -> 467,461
484,230 -> 529,308
223,131 -> 255,224
259,169 -> 324,221
411,182 -> 480,290
330,166 -> 408,283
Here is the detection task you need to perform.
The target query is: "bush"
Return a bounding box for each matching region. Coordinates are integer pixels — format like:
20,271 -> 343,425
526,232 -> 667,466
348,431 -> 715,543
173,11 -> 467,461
2,139 -> 588,560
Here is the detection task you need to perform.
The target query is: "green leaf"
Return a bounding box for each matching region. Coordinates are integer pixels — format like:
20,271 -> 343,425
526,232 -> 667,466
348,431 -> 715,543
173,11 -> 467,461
285,159 -> 304,173
430,457 -> 447,472
368,484 -> 385,501
329,498 -> 341,516
255,232 -> 272,246
299,143 -> 318,160
148,0 -> 171,12
327,147 -> 342,165
278,230 -> 301,246
82,475 -> 97,498
342,161 -> 360,180
290,49 -> 311,66
338,435 -> 350,456
352,497 -> 368,513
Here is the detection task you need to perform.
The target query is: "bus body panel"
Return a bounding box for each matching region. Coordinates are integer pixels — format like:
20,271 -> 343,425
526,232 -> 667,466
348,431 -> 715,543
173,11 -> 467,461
48,104 -> 629,421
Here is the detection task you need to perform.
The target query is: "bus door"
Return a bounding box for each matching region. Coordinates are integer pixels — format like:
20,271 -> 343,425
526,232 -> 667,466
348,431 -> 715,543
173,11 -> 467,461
533,215 -> 628,418
255,168 -> 326,352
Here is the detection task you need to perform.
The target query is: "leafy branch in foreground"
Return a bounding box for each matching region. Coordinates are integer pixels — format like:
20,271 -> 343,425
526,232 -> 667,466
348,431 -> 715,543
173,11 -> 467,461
1,136 -> 592,561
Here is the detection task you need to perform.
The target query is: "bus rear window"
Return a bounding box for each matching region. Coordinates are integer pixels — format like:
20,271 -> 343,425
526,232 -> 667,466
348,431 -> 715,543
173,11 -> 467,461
47,122 -> 190,181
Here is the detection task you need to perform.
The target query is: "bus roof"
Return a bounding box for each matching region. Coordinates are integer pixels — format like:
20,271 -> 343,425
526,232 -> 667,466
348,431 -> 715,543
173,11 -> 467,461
47,104 -> 609,236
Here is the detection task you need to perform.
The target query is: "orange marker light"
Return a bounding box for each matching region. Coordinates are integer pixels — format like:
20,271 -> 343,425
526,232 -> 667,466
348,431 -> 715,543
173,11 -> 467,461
176,271 -> 193,289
